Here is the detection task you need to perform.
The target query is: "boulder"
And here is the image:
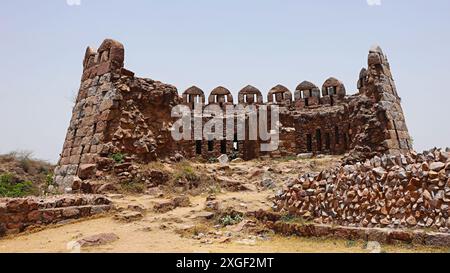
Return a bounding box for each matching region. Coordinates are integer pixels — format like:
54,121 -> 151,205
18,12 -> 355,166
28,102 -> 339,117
76,233 -> 119,247
430,162 -> 445,172
218,154 -> 229,166
78,164 -> 97,180
114,210 -> 143,222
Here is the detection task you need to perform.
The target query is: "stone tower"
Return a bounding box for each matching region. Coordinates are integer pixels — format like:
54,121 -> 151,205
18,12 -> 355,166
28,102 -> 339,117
353,45 -> 412,157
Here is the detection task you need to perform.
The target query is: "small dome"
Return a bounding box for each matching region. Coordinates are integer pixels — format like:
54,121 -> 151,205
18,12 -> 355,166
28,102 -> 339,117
296,81 -> 318,91
211,86 -> 231,95
239,85 -> 261,94
183,86 -> 204,96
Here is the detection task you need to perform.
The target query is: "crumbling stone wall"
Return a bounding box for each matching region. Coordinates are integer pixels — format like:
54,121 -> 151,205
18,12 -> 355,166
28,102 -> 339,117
55,39 -> 412,190
54,39 -> 181,190
0,195 -> 112,237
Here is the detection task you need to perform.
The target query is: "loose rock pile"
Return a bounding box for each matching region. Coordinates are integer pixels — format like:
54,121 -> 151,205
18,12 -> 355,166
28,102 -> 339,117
275,148 -> 450,232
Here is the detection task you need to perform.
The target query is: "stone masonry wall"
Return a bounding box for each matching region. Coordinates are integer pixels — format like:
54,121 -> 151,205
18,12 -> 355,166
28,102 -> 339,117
54,39 -> 181,191
0,195 -> 112,237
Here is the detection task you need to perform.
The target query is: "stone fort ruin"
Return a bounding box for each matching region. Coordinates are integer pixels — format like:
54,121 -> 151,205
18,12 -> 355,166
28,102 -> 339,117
54,39 -> 412,190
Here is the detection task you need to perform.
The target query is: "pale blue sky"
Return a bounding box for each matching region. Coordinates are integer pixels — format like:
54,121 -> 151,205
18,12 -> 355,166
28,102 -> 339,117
0,0 -> 449,163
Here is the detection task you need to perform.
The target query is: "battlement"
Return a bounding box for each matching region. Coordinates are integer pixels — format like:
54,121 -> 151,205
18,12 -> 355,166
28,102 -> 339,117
54,39 -> 413,190
81,39 -> 126,81
181,79 -> 347,110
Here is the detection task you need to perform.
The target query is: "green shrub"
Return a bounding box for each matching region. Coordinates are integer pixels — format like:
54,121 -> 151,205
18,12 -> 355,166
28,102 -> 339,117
280,214 -> 306,224
220,214 -> 244,226
110,153 -> 125,164
46,173 -> 55,186
174,165 -> 199,182
121,179 -> 145,194
208,157 -> 218,164
0,173 -> 34,198
228,151 -> 239,161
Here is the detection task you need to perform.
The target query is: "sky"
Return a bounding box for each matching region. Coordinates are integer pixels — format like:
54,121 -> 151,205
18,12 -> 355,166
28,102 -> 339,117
0,0 -> 449,163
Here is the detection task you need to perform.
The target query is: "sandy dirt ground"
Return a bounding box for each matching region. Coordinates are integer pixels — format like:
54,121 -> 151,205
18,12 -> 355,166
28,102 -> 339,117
1,157 -> 448,253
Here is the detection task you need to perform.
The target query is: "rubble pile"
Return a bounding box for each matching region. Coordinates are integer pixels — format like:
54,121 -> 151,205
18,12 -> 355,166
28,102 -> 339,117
275,148 -> 450,232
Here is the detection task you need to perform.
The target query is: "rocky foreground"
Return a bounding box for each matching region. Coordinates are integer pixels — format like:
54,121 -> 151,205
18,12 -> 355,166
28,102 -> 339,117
275,148 -> 450,233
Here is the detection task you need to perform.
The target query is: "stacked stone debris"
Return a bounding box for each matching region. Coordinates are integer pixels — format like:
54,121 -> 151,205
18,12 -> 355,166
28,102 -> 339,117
0,195 -> 112,237
54,39 -> 413,191
275,148 -> 450,233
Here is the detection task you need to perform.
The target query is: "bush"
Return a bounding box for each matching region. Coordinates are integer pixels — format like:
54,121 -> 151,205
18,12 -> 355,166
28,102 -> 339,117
208,157 -> 218,164
46,173 -> 55,187
174,163 -> 199,182
220,214 -> 244,226
280,214 -> 306,224
0,173 -> 35,198
121,179 -> 145,194
110,153 -> 125,164
228,151 -> 239,161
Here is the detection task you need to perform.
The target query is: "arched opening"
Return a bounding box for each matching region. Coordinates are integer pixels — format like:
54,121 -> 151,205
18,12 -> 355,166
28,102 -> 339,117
196,140 -> 202,155
325,133 -> 331,151
335,126 -> 340,145
221,140 -> 227,154
327,86 -> 336,95
343,133 -> 348,150
233,134 -> 239,151
208,140 -> 214,152
306,134 -> 312,152
316,129 -> 322,152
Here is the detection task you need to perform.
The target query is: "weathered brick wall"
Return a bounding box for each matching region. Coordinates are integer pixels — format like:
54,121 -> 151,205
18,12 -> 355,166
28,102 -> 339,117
0,195 -> 112,237
54,39 -> 412,191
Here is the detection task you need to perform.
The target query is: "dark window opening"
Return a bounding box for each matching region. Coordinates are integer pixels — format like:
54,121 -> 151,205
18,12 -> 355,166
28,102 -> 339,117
306,134 -> 312,152
93,123 -> 97,134
343,134 -> 348,149
335,126 -> 340,144
316,129 -> 322,151
221,140 -> 227,154
330,96 -> 334,106
327,86 -> 336,95
73,128 -> 78,138
196,140 -> 202,155
325,133 -> 331,150
233,134 -> 239,151
305,98 -> 309,107
208,140 -> 214,152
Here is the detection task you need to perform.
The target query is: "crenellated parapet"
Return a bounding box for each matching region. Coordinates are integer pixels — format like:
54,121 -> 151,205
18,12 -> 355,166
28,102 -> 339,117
82,39 -> 126,81
268,85 -> 293,106
238,85 -> 263,105
180,78 -> 347,110
182,86 -> 205,109
208,86 -> 234,107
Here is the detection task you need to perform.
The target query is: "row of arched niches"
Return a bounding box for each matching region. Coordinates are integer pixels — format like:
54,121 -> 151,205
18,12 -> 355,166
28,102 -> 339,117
182,78 -> 346,109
